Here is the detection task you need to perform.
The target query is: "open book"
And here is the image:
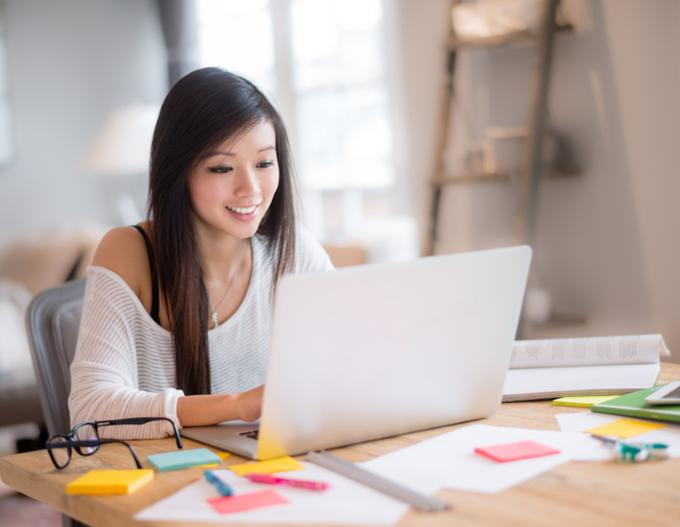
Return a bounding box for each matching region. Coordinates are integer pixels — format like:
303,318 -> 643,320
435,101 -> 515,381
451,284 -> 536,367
502,334 -> 671,402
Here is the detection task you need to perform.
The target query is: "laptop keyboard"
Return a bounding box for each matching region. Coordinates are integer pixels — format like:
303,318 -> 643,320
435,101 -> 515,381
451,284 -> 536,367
239,429 -> 259,440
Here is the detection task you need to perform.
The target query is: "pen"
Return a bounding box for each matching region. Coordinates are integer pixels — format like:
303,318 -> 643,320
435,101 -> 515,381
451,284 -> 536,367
590,433 -> 670,461
246,473 -> 330,491
204,470 -> 233,496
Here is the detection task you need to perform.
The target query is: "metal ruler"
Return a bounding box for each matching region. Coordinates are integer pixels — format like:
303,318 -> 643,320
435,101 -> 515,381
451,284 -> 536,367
306,450 -> 451,512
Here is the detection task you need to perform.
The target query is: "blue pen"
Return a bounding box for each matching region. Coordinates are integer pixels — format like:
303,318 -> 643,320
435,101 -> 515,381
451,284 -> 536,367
204,470 -> 233,496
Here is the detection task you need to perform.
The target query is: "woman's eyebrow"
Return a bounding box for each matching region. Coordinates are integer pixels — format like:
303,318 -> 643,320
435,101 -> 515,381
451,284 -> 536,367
205,145 -> 275,158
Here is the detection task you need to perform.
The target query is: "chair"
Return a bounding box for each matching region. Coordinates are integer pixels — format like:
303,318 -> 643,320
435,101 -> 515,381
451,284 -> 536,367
25,278 -> 87,527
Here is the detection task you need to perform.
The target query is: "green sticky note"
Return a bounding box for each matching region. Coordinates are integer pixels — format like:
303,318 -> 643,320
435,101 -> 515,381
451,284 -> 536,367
147,448 -> 221,471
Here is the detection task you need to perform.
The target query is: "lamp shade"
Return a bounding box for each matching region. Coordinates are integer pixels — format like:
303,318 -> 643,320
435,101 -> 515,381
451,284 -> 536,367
83,104 -> 159,176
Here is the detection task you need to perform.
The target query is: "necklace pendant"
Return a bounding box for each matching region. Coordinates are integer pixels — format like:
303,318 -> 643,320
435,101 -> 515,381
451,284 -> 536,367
211,311 -> 219,329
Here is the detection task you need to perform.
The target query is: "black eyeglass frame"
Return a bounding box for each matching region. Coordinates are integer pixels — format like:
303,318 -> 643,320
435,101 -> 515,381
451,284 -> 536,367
46,436 -> 143,470
73,417 -> 184,450
45,417 -> 183,470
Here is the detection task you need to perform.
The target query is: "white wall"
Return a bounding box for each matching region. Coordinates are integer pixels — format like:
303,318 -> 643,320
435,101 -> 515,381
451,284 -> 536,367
0,0 -> 167,242
396,0 -> 680,357
600,0 -> 680,355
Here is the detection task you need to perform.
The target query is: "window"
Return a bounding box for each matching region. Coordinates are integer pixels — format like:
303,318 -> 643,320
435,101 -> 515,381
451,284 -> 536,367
196,0 -> 399,242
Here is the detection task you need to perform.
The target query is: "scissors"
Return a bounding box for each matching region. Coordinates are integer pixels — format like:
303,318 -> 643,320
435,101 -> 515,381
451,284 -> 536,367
590,433 -> 670,462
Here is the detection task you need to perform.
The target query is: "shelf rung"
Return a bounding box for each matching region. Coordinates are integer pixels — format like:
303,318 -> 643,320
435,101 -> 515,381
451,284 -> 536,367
448,24 -> 573,51
432,172 -> 511,186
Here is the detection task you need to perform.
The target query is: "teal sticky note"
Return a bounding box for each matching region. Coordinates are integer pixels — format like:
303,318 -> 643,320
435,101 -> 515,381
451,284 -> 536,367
147,448 -> 221,471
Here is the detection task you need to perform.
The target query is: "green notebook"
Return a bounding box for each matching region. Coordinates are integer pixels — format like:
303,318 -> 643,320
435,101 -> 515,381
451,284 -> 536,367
591,386 -> 680,424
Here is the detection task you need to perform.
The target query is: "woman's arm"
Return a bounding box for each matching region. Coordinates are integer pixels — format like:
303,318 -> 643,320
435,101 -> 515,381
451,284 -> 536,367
69,270 -> 265,437
177,385 -> 263,426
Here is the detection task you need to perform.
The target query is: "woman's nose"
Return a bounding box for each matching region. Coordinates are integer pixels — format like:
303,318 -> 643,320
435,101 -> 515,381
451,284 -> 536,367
234,167 -> 261,197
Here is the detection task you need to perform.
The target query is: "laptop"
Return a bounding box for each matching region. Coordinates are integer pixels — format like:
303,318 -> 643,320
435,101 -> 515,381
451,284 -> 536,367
181,245 -> 532,460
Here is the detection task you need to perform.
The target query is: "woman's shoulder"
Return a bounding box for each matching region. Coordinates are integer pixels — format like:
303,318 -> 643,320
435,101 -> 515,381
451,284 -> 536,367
91,224 -> 151,297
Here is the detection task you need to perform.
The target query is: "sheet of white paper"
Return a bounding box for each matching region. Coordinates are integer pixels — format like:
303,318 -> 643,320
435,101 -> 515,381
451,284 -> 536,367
135,463 -> 408,525
503,363 -> 660,401
555,411 -> 680,460
362,424 -> 600,494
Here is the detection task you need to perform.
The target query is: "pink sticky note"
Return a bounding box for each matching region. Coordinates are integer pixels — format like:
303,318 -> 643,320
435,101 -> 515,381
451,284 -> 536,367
474,440 -> 560,462
207,489 -> 289,514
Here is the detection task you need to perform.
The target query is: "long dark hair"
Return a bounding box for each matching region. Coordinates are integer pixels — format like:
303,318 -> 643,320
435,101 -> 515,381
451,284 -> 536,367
147,67 -> 297,395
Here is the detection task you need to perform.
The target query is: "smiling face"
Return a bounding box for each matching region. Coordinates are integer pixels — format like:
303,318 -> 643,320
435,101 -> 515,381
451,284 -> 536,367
187,120 -> 279,241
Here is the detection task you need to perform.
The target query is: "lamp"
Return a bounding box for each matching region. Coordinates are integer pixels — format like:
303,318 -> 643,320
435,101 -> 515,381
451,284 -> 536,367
83,104 -> 159,224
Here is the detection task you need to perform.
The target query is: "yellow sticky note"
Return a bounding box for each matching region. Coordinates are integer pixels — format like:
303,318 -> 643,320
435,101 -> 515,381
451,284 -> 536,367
196,451 -> 231,468
66,469 -> 154,495
552,395 -> 619,408
228,456 -> 303,476
586,418 -> 666,439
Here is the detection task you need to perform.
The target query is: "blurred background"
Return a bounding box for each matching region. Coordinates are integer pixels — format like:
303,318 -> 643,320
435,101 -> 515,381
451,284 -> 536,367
0,0 -> 678,522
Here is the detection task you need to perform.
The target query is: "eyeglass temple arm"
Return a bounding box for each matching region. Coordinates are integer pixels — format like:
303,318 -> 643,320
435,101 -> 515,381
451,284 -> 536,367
94,417 -> 184,449
98,439 -> 143,469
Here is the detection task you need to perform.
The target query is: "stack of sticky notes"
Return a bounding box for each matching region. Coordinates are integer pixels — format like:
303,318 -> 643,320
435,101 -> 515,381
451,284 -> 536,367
585,418 -> 666,439
147,448 -> 221,471
474,440 -> 560,462
66,469 -> 154,495
207,489 -> 289,514
228,456 -> 303,476
552,395 -> 619,408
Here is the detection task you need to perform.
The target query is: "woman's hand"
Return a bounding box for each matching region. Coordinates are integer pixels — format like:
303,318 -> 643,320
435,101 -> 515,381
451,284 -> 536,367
235,385 -> 264,422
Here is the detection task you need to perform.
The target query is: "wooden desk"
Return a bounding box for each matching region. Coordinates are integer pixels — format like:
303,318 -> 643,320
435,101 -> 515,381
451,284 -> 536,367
1,364 -> 679,527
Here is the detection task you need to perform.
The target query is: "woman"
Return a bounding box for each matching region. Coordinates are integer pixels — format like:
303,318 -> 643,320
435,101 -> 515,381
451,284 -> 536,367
68,68 -> 333,439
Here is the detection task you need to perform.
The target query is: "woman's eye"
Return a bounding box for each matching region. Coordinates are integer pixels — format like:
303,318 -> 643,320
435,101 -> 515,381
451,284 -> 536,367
257,160 -> 275,169
208,166 -> 232,174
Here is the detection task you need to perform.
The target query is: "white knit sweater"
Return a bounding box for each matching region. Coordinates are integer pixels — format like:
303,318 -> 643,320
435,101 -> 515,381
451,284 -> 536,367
68,226 -> 333,439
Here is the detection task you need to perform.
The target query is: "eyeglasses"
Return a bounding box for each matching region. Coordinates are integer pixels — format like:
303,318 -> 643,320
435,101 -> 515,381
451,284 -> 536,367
45,417 -> 183,470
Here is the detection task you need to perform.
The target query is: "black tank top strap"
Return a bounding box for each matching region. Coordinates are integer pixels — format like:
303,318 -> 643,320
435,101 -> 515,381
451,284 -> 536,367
131,225 -> 160,325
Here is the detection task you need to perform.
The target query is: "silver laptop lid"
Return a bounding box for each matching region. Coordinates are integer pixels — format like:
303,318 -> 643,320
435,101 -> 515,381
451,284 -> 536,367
256,245 -> 531,459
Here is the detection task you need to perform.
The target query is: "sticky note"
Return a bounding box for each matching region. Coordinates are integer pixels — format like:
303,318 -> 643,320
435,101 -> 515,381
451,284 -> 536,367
585,418 -> 666,439
147,448 -> 221,471
66,469 -> 154,495
228,456 -> 303,476
474,440 -> 560,463
552,395 -> 619,408
207,489 -> 288,514
197,450 -> 231,468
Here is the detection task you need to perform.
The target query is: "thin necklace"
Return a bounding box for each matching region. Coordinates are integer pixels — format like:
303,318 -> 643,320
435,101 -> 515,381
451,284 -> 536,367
207,242 -> 247,329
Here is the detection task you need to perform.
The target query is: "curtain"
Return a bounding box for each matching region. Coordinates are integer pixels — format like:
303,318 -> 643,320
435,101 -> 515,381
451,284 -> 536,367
155,0 -> 201,86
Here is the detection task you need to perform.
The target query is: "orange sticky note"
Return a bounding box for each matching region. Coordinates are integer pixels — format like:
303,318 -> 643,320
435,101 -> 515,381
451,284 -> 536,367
207,489 -> 288,514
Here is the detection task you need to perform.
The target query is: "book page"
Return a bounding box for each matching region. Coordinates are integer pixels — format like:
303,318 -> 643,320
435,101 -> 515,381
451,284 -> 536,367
509,334 -> 668,369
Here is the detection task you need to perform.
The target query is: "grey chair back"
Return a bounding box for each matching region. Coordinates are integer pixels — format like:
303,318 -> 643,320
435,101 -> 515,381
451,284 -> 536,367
25,279 -> 86,437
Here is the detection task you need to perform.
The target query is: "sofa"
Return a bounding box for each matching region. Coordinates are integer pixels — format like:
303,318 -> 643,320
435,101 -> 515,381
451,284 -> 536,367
0,225 -> 106,435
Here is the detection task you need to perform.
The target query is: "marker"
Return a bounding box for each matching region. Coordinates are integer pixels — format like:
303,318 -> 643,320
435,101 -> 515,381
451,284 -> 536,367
204,470 -> 233,496
246,473 -> 329,491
